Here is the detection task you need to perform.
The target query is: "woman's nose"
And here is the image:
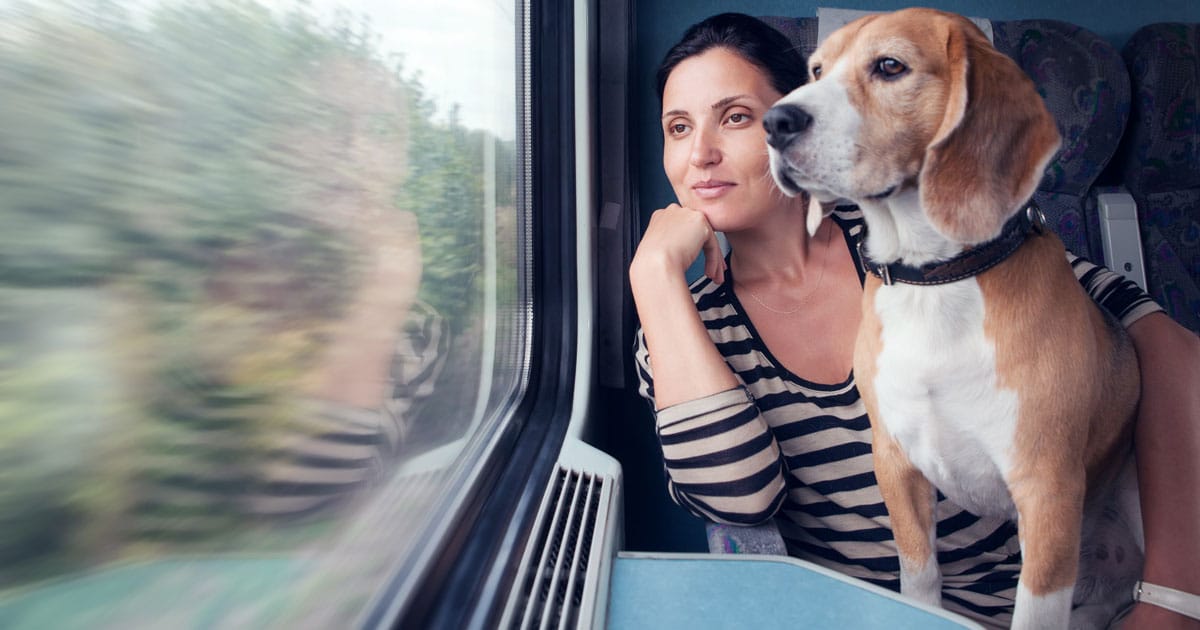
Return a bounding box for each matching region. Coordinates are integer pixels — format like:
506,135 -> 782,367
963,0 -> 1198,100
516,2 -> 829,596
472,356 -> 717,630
688,128 -> 721,167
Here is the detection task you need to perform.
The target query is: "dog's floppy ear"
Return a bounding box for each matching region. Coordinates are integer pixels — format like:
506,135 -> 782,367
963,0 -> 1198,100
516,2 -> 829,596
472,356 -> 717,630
920,19 -> 1061,244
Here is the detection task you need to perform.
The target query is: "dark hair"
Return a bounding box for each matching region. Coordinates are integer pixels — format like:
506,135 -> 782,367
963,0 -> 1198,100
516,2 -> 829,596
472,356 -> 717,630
655,13 -> 806,103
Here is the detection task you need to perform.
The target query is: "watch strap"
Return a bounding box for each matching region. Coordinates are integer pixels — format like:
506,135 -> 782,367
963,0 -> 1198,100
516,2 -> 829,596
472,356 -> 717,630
1133,580 -> 1200,620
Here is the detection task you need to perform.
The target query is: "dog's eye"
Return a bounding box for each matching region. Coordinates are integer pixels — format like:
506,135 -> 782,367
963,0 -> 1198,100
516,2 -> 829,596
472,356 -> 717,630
875,58 -> 907,79
810,65 -> 822,80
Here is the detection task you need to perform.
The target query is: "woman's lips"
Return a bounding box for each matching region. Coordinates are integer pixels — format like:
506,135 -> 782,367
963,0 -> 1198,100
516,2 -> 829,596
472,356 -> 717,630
692,180 -> 734,199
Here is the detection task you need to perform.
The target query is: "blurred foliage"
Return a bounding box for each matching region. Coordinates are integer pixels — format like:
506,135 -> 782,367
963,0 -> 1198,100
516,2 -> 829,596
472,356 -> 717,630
401,105 -> 483,336
0,0 -> 514,594
401,99 -> 518,336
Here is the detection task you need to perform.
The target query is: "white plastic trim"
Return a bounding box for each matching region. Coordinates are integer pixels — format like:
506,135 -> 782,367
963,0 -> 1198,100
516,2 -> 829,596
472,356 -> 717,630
499,439 -> 623,630
1097,192 -> 1149,291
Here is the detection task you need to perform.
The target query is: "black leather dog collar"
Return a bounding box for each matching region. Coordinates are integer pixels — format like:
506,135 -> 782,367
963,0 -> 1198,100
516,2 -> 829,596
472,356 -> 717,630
859,204 -> 1047,286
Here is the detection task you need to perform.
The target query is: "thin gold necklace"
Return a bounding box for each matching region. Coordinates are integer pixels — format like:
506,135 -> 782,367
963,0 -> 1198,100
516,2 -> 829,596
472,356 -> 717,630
742,221 -> 834,316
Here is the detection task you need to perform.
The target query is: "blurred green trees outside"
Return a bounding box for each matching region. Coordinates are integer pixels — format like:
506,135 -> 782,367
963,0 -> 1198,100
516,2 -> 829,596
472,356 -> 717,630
0,0 -> 514,592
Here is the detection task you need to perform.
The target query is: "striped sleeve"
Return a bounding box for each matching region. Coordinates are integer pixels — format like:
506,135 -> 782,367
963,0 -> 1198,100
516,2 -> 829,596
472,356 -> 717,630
633,326 -> 788,525
633,326 -> 656,403
1066,251 -> 1163,328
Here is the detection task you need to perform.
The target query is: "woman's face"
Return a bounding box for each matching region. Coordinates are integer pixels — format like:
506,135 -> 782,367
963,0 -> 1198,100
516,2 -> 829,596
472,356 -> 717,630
661,47 -> 793,232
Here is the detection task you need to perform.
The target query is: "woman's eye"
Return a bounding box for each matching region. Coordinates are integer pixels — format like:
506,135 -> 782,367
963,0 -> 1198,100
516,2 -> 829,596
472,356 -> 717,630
668,123 -> 689,136
875,58 -> 907,78
811,65 -> 822,80
728,113 -> 747,124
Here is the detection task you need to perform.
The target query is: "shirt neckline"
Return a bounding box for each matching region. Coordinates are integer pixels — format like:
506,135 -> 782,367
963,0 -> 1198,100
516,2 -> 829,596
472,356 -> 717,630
720,211 -> 862,392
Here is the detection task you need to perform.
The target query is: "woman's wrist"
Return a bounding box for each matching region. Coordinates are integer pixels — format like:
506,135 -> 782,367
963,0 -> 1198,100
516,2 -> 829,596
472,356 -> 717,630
630,249 -> 688,295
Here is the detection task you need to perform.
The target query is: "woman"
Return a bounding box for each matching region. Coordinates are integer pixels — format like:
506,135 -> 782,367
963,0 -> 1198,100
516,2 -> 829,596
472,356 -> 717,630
630,12 -> 1200,629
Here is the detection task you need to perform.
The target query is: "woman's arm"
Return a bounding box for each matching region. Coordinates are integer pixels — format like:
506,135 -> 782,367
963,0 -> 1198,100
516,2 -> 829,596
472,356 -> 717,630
641,372 -> 788,525
1122,312 -> 1200,629
630,203 -> 735,408
1067,253 -> 1161,327
630,204 -> 786,524
1065,253 -> 1200,627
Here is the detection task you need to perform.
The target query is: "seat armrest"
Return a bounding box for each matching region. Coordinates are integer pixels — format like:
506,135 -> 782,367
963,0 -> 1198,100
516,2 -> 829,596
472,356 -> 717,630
1097,190 -> 1149,291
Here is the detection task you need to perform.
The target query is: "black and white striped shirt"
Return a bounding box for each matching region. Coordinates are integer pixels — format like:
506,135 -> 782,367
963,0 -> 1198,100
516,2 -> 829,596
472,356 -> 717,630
633,207 -> 1160,627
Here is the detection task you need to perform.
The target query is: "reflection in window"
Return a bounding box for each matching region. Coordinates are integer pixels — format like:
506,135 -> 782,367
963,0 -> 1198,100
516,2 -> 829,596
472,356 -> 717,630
0,0 -> 525,627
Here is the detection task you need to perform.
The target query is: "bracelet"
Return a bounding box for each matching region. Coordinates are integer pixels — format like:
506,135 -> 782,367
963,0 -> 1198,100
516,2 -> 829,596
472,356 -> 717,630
1133,580 -> 1200,621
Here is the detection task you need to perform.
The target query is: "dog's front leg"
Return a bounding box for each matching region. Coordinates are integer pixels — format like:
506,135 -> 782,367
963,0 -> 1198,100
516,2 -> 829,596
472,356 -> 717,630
872,426 -> 941,607
1011,473 -> 1085,630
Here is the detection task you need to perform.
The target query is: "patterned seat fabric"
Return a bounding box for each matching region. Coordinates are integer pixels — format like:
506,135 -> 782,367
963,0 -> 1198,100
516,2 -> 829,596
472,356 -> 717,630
992,20 -> 1131,264
760,16 -> 1131,264
757,16 -> 819,60
1117,23 -> 1200,333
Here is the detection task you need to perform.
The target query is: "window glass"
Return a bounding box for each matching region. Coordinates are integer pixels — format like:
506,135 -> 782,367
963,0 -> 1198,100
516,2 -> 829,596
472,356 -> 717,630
0,0 -> 526,627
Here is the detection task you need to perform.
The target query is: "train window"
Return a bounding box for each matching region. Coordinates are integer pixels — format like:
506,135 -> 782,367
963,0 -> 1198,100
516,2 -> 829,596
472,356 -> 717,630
0,0 -> 528,627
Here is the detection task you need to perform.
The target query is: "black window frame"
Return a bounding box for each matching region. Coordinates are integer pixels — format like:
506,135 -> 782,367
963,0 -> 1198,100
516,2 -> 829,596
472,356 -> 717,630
379,0 -> 580,627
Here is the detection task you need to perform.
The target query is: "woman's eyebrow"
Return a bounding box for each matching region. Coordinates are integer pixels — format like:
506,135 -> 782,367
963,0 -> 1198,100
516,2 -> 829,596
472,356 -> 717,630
710,94 -> 752,111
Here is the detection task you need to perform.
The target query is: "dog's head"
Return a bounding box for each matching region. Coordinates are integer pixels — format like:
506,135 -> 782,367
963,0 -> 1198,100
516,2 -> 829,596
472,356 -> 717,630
765,8 -> 1061,244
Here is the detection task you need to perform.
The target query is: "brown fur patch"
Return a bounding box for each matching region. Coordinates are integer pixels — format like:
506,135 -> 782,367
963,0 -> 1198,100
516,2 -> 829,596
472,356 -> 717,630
980,233 -> 1139,593
919,14 -> 1062,244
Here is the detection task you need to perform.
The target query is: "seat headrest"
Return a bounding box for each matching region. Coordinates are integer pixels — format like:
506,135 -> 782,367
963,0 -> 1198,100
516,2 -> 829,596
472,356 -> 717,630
1119,23 -> 1200,196
814,7 -> 993,45
991,19 -> 1130,197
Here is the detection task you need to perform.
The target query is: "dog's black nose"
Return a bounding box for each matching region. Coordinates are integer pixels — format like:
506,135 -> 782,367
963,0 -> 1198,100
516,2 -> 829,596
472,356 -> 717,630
763,104 -> 812,150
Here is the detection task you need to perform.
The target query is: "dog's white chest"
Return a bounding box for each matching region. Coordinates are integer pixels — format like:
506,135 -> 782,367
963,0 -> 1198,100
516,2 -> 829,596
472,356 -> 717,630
870,280 -> 1019,518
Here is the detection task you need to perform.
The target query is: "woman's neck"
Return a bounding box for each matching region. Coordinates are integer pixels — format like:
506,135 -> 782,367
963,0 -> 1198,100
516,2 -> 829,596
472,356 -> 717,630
728,215 -> 831,285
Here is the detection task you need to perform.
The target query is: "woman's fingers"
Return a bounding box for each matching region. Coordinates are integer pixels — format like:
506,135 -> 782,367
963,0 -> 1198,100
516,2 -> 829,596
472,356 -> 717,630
638,203 -> 717,275
703,229 -> 725,284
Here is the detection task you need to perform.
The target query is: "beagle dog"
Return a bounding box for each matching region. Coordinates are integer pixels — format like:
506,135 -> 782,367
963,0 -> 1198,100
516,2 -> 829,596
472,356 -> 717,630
764,8 -> 1141,629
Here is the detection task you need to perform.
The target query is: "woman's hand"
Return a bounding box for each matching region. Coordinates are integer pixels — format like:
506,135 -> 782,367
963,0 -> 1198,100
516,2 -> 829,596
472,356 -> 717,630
629,203 -> 738,409
631,203 -> 726,284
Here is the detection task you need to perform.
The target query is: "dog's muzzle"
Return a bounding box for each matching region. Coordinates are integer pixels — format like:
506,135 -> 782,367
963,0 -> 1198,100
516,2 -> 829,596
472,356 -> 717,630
763,103 -> 812,151
764,104 -> 813,197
